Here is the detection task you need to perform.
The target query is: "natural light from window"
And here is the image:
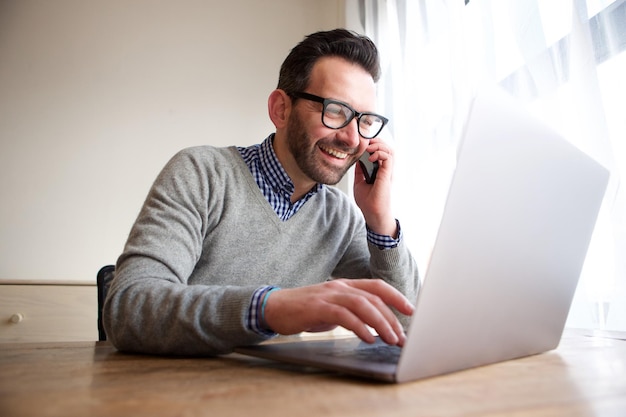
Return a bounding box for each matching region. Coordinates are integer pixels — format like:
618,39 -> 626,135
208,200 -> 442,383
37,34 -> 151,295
353,0 -> 625,331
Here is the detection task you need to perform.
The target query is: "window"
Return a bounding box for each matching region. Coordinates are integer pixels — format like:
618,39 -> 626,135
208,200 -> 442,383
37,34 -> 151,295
352,0 -> 626,331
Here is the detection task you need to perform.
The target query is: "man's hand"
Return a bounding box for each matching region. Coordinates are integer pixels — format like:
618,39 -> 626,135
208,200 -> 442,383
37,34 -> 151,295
263,279 -> 414,346
353,138 -> 397,237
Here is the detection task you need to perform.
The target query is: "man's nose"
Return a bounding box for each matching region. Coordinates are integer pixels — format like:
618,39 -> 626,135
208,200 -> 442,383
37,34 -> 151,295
336,118 -> 361,148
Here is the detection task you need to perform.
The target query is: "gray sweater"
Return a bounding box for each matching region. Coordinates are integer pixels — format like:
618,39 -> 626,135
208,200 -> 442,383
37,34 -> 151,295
104,146 -> 419,355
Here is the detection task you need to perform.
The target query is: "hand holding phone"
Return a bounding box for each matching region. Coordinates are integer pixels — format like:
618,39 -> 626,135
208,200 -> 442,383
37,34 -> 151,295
358,152 -> 379,184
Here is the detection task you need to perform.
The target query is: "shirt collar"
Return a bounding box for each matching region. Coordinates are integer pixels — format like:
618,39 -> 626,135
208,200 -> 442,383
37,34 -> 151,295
259,135 -> 323,198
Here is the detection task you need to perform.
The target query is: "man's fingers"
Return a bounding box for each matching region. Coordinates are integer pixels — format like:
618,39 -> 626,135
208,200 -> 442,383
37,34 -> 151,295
323,291 -> 398,345
324,281 -> 409,346
339,278 -> 415,316
319,302 -> 377,344
263,279 -> 413,346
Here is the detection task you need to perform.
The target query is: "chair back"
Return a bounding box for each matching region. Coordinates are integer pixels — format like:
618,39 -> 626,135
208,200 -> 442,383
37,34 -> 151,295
97,265 -> 115,341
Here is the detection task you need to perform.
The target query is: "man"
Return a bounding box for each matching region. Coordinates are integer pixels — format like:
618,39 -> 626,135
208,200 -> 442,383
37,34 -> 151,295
104,29 -> 420,356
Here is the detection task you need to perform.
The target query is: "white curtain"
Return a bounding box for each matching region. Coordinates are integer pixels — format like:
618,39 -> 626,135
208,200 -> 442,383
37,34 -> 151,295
353,0 -> 626,331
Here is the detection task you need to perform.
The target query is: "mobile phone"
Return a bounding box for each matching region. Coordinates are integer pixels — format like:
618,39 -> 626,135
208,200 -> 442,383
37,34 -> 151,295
358,152 -> 379,184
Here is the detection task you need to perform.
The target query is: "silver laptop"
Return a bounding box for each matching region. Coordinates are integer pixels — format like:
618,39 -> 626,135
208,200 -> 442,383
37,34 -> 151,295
235,87 -> 610,383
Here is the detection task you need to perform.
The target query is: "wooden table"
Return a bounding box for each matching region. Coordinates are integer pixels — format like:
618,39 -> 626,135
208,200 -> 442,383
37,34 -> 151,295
1,329 -> 625,417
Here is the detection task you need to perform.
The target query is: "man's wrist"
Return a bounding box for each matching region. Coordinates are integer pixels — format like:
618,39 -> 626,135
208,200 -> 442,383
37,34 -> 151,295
366,219 -> 402,249
247,286 -> 280,336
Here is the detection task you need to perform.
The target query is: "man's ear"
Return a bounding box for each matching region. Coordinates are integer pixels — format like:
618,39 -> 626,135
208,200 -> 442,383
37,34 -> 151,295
268,89 -> 291,129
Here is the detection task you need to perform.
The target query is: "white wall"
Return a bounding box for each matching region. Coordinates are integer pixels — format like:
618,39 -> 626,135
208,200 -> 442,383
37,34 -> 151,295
0,0 -> 345,281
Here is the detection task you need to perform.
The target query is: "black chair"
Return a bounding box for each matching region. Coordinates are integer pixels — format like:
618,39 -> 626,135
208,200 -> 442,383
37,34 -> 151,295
97,265 -> 115,341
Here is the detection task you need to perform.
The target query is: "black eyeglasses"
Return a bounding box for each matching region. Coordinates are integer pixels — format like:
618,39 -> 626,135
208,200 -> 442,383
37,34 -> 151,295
289,92 -> 389,139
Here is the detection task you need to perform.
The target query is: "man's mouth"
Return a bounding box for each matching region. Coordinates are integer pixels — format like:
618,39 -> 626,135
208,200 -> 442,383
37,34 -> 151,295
319,144 -> 349,160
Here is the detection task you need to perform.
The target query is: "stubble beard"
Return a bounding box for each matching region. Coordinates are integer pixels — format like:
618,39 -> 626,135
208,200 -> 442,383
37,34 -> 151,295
286,111 -> 358,185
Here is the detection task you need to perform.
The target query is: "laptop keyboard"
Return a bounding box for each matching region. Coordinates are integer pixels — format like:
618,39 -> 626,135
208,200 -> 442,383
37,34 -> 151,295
327,343 -> 402,365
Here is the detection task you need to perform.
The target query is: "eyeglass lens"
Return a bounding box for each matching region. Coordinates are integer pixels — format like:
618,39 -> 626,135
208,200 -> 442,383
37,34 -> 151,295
323,101 -> 385,139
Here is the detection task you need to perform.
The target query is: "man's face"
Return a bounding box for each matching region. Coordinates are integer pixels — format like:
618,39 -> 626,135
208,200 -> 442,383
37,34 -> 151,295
285,106 -> 358,185
285,57 -> 378,185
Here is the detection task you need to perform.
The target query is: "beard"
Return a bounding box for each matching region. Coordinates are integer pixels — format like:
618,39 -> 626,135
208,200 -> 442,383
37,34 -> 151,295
286,110 -> 359,185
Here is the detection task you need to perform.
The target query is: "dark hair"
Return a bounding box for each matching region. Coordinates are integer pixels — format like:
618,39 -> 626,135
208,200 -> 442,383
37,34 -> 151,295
277,29 -> 381,93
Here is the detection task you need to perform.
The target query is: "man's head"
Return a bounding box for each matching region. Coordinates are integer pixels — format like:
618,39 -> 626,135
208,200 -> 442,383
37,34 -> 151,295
269,29 -> 384,195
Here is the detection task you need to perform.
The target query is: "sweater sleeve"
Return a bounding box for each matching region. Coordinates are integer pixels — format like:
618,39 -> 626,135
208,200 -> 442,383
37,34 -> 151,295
368,238 -> 421,328
103,148 -> 271,356
331,196 -> 421,329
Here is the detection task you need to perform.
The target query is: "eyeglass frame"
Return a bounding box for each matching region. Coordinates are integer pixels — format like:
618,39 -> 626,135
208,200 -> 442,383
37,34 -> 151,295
287,91 -> 389,139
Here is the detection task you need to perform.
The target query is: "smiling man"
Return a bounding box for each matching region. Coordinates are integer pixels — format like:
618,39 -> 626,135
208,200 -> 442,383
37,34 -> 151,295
104,29 -> 420,356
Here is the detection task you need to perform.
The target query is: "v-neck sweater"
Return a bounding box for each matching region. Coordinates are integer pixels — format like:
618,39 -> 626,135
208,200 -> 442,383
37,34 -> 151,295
103,145 -> 419,356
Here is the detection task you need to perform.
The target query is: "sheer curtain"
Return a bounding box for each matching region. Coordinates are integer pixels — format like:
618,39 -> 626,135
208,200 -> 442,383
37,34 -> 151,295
350,0 -> 625,331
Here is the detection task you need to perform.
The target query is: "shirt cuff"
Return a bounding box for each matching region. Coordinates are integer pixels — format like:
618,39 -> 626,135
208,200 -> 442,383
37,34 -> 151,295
247,285 -> 279,336
366,219 -> 402,250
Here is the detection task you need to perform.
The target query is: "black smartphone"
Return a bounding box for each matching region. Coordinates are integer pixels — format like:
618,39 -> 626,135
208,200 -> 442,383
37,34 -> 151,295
358,152 -> 379,184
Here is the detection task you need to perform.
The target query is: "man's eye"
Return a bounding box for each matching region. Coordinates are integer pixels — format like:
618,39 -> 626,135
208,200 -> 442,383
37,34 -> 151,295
360,116 -> 375,127
325,103 -> 345,118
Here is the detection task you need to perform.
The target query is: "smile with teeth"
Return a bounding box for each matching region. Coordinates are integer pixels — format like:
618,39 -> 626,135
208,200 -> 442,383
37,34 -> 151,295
319,145 -> 349,160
